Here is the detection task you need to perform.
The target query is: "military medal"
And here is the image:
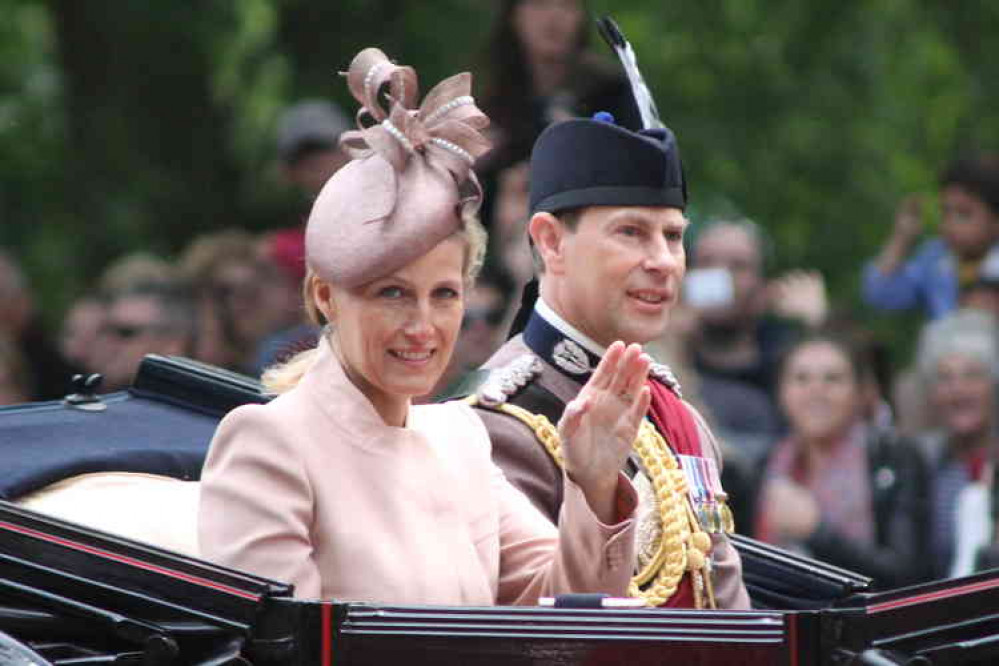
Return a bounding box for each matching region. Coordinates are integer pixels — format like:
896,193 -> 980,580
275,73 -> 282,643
678,454 -> 729,535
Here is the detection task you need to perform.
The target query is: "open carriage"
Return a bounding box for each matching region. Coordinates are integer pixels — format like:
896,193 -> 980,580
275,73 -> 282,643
1,355 -> 998,665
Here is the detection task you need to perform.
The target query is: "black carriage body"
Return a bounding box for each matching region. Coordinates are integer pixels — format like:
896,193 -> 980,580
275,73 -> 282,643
0,355 -> 997,665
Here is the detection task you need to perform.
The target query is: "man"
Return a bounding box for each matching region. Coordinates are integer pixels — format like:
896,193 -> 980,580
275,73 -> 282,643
276,99 -> 352,200
467,114 -> 750,609
92,283 -> 196,392
687,219 -> 828,396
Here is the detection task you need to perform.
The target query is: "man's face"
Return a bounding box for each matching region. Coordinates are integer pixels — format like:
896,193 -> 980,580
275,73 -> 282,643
540,205 -> 687,347
941,185 -> 998,259
93,296 -> 184,391
691,224 -> 765,325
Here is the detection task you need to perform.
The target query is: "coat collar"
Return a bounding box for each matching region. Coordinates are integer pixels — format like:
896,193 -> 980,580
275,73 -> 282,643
297,335 -> 423,454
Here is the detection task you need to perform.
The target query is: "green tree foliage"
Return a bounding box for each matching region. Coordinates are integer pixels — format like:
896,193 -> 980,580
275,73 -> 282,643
0,0 -> 996,349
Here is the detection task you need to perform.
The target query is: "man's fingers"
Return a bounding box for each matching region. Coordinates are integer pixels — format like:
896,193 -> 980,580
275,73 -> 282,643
630,385 -> 652,425
621,351 -> 651,400
589,340 -> 624,391
607,343 -> 644,397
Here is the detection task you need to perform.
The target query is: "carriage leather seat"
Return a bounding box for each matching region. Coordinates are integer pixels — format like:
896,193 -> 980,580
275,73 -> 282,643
16,472 -> 202,556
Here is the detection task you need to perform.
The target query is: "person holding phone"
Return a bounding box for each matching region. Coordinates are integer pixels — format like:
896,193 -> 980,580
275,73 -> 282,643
682,219 -> 828,399
862,153 -> 999,321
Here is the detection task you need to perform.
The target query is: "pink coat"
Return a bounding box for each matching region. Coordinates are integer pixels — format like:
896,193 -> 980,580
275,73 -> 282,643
198,338 -> 637,604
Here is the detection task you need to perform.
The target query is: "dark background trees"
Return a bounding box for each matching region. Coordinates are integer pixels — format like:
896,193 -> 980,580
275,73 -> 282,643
2,0 -> 997,347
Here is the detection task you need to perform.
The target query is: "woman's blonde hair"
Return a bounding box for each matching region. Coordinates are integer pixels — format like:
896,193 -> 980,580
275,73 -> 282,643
261,211 -> 488,394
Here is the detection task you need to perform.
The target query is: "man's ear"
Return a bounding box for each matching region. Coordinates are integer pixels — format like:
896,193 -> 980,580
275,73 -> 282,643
528,212 -> 567,275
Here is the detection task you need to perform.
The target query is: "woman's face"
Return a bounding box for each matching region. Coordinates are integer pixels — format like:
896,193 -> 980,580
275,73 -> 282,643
931,353 -> 995,440
779,341 -> 861,445
512,0 -> 584,63
320,237 -> 466,409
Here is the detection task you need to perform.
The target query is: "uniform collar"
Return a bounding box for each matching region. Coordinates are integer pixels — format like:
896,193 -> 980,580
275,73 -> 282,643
525,299 -> 604,382
524,298 -> 683,396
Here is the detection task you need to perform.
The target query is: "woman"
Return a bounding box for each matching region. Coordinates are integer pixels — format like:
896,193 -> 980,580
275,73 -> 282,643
198,48 -> 644,605
479,0 -> 637,165
755,332 -> 931,589
475,0 -> 640,247
915,309 -> 999,578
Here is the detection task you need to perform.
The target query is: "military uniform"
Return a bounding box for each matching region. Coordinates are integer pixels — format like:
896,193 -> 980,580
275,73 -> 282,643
466,303 -> 751,610
463,50 -> 753,605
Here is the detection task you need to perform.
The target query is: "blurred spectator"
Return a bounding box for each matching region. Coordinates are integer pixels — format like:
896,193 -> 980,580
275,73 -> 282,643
252,266 -> 319,377
179,229 -> 297,374
686,219 -> 826,392
260,100 -> 353,293
59,292 -> 107,374
90,282 -> 196,392
819,314 -> 900,435
646,306 -> 759,534
96,252 -> 177,295
0,251 -> 31,335
479,0 -> 638,163
489,160 -> 534,293
456,268 -> 514,371
894,251 -> 999,438
476,0 -> 639,232
0,250 -> 79,400
0,332 -> 31,405
276,99 -> 351,199
755,332 -> 931,589
914,309 -> 998,578
863,152 -> 999,320
682,219 -> 828,442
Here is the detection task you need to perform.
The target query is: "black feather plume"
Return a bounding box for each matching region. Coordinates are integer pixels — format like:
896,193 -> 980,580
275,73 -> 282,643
596,16 -> 663,131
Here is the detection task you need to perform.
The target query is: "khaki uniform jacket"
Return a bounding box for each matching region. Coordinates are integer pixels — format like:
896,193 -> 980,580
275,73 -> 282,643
476,334 -> 751,610
199,337 -> 638,605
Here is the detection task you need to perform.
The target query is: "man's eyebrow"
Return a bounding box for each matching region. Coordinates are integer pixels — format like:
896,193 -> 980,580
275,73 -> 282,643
607,211 -> 655,226
606,211 -> 688,230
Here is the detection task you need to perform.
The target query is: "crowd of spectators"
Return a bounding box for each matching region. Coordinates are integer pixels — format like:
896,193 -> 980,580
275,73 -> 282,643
2,0 -> 998,592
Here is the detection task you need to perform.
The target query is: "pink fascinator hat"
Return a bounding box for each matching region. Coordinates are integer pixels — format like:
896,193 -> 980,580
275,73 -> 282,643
305,48 -> 493,287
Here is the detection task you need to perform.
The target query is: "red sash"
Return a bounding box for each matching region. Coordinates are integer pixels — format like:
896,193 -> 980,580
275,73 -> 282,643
644,378 -> 704,609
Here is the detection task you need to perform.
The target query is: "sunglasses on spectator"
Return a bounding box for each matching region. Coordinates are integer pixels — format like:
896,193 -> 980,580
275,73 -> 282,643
101,322 -> 165,340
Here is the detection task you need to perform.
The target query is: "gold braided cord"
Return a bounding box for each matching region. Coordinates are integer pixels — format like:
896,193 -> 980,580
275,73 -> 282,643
486,400 -> 714,608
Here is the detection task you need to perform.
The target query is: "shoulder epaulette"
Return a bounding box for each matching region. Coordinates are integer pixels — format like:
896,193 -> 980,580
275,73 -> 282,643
650,362 -> 683,399
472,354 -> 544,408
